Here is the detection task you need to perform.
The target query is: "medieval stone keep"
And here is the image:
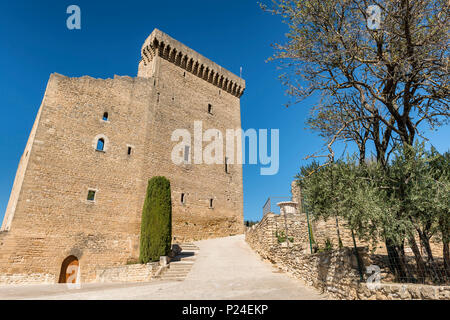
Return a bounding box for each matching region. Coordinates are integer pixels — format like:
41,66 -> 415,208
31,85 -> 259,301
0,29 -> 245,283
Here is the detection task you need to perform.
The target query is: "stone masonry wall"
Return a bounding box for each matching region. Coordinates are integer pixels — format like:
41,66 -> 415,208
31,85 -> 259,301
0,29 -> 245,284
95,262 -> 159,283
0,74 -> 153,283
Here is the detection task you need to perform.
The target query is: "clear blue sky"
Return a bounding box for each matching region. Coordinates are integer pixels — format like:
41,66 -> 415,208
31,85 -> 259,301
0,0 -> 448,223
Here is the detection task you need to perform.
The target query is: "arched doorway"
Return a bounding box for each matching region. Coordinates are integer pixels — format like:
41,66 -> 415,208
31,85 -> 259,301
58,255 -> 79,284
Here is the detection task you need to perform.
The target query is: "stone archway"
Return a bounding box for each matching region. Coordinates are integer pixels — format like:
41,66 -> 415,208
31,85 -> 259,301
58,255 -> 79,284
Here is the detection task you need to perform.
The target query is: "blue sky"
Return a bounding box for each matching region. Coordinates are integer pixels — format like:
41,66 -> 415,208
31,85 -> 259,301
0,0 -> 449,223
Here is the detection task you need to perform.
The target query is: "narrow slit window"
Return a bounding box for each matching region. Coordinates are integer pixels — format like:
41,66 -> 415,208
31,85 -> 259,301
225,157 -> 229,174
96,138 -> 105,151
209,198 -> 214,208
181,193 -> 186,204
127,146 -> 132,155
87,190 -> 96,201
208,104 -> 213,114
102,112 -> 109,121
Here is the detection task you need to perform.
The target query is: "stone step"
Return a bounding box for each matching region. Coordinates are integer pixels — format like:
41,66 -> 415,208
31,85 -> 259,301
164,268 -> 191,273
163,273 -> 189,277
161,272 -> 187,277
170,261 -> 194,264
167,267 -> 192,272
169,265 -> 192,270
173,256 -> 196,260
160,272 -> 187,277
178,244 -> 199,250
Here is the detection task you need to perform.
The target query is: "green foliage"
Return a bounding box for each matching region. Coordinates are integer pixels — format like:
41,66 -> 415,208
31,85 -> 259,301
297,143 -> 450,251
139,176 -> 172,264
308,222 -> 315,245
324,238 -> 333,251
275,230 -> 294,244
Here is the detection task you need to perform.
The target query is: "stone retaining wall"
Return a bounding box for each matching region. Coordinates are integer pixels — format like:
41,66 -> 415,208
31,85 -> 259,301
95,262 -> 159,283
246,214 -> 450,300
0,273 -> 56,285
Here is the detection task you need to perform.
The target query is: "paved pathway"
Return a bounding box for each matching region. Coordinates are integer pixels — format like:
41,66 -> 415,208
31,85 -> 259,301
0,235 -> 326,300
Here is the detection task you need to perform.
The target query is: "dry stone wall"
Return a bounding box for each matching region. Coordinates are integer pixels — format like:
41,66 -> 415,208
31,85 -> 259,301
95,262 -> 159,283
246,213 -> 450,300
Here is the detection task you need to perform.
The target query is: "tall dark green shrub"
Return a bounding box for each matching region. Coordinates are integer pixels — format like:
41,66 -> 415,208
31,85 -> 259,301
139,176 -> 172,264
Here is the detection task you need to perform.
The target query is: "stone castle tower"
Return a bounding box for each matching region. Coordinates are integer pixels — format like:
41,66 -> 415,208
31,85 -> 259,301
0,29 -> 245,283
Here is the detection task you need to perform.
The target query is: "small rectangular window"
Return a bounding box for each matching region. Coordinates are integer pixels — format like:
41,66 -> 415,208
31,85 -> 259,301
225,157 -> 229,174
208,104 -> 213,114
209,198 -> 214,208
127,147 -> 132,155
181,193 -> 186,204
87,190 -> 96,201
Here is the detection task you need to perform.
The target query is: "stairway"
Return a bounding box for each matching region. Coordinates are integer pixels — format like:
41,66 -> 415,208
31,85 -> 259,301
155,243 -> 199,282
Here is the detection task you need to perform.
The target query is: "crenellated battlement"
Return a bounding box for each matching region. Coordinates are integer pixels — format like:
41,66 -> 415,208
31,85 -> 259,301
139,29 -> 245,98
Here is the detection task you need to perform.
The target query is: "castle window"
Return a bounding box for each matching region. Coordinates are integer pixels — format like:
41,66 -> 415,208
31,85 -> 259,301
127,146 -> 132,155
96,138 -> 105,151
181,193 -> 186,204
208,104 -> 213,114
209,198 -> 214,209
87,190 -> 96,202
102,112 -> 109,121
225,157 -> 229,174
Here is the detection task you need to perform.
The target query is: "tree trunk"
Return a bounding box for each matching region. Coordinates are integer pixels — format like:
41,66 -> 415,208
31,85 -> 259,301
443,241 -> 450,276
418,230 -> 434,262
385,239 -> 408,282
439,216 -> 450,276
408,236 -> 426,282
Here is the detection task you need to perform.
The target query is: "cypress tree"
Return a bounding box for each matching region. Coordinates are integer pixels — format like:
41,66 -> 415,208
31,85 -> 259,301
139,176 -> 172,263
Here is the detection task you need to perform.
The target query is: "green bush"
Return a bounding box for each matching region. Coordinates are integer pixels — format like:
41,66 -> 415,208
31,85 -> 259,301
275,230 -> 294,244
139,176 -> 172,264
324,238 -> 333,251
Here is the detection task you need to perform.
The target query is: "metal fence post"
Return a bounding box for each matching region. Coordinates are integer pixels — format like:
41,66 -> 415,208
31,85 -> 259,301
302,194 -> 313,254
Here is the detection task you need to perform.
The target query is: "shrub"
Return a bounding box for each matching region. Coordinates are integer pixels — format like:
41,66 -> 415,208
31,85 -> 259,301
324,238 -> 333,251
139,176 -> 172,264
275,230 -> 294,244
